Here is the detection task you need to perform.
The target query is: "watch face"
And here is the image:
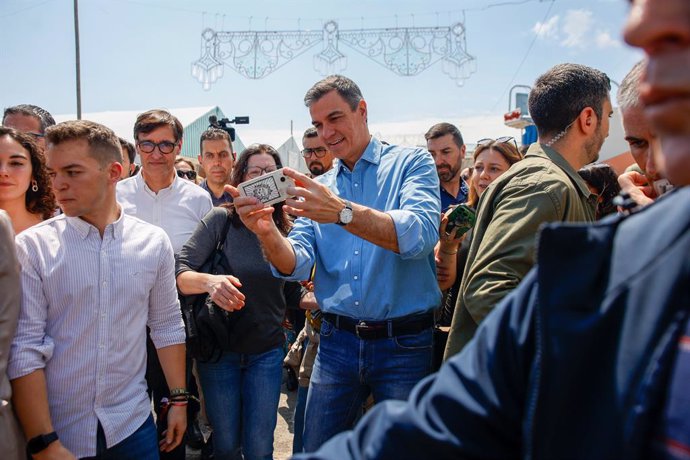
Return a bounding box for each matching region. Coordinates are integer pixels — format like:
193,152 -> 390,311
340,207 -> 353,224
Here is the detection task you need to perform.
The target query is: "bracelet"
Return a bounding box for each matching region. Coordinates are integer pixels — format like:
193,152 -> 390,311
170,401 -> 188,407
439,248 -> 458,255
169,388 -> 187,397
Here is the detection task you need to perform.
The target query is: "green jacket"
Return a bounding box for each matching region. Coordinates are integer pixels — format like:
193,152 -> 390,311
444,143 -> 596,358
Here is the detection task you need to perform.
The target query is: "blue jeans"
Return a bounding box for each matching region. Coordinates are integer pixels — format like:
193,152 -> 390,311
197,346 -> 283,460
292,385 -> 309,454
302,319 -> 433,452
81,414 -> 158,460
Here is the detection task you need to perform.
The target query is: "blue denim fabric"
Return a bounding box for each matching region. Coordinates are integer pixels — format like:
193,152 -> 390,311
292,385 -> 309,454
197,346 -> 283,460
302,320 -> 433,452
81,414 -> 158,460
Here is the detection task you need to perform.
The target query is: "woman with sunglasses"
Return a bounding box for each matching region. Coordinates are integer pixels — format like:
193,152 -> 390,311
174,156 -> 199,184
176,144 -> 301,460
0,127 -> 56,234
433,137 -> 522,367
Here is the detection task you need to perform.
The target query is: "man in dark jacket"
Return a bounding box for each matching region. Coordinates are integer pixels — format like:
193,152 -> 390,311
294,0 -> 690,458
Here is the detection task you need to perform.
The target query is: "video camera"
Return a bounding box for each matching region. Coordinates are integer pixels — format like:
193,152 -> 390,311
208,115 -> 250,142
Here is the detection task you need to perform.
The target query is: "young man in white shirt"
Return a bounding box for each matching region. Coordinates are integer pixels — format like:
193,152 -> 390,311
9,120 -> 187,459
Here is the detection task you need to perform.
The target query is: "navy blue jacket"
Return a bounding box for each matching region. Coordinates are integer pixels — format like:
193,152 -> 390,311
296,187 -> 690,460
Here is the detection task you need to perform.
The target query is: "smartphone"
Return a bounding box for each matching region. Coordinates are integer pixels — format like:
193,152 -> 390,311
444,204 -> 476,239
652,178 -> 674,197
238,168 -> 295,206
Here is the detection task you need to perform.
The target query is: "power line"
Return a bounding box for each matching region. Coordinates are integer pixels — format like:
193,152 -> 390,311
106,0 -> 550,24
490,0 -> 556,112
0,0 -> 56,18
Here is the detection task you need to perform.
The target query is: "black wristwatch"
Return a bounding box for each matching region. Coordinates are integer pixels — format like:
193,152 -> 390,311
27,431 -> 59,455
336,200 -> 353,226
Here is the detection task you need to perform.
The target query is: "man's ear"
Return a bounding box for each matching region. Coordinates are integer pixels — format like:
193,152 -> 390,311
358,99 -> 368,122
109,161 -> 123,183
578,107 -> 597,135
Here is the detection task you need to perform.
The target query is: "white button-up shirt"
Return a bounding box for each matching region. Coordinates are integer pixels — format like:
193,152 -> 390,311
116,172 -> 213,253
8,211 -> 185,458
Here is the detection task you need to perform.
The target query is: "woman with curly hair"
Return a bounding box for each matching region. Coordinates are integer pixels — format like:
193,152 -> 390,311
0,127 -> 56,234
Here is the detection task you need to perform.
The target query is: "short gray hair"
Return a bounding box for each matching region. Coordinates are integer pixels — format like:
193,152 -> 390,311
617,61 -> 645,111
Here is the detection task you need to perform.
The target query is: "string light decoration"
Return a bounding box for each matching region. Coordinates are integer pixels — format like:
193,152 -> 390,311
191,20 -> 476,90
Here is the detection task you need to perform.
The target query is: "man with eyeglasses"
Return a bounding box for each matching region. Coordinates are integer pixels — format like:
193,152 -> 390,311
116,109 -> 211,460
425,123 -> 469,212
198,127 -> 235,206
2,104 -> 55,150
445,63 -> 609,357
302,127 -> 334,177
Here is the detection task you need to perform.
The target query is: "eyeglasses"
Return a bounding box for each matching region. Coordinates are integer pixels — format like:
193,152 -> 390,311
476,136 -> 518,150
245,165 -> 277,179
176,169 -> 197,180
301,147 -> 327,158
137,140 -> 178,154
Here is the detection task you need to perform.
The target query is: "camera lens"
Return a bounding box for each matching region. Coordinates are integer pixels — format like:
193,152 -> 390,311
280,177 -> 286,182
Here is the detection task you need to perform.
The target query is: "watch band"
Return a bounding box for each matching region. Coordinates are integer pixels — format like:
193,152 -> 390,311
27,431 -> 59,455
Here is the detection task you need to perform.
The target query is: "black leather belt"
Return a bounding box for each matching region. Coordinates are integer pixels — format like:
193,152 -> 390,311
322,311 -> 434,340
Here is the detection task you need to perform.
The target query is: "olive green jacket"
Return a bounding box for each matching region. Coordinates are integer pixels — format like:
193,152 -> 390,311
444,143 -> 596,359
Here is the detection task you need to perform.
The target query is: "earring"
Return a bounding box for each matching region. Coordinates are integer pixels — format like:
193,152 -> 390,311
31,180 -> 39,192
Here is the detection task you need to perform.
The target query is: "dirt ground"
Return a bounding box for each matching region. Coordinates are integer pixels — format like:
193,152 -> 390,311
186,369 -> 297,459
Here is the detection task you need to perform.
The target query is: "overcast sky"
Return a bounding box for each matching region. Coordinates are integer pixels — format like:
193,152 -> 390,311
1,0 -> 642,146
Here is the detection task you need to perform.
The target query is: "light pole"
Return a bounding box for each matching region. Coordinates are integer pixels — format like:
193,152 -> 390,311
74,0 -> 82,119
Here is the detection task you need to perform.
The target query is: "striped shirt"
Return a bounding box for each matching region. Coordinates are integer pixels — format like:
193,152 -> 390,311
8,210 -> 185,458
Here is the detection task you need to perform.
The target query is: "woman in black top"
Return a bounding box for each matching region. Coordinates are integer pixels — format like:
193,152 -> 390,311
176,144 -> 301,460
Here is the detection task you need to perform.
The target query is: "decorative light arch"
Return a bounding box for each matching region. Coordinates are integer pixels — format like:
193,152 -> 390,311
191,20 -> 476,90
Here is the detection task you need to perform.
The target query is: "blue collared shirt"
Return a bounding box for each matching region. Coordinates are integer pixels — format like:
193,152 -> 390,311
273,137 -> 442,320
199,179 -> 233,207
440,180 -> 469,213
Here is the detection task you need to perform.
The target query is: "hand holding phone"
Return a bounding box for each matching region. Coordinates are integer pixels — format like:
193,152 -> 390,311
444,204 -> 476,239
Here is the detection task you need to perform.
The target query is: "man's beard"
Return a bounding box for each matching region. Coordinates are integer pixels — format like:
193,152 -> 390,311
584,130 -> 604,164
309,162 -> 326,176
437,165 -> 458,183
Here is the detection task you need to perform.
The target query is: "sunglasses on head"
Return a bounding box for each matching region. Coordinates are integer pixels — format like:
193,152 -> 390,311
176,169 -> 197,180
476,136 -> 518,149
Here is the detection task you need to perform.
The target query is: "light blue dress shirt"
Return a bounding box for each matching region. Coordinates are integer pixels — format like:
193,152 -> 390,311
274,137 -> 442,320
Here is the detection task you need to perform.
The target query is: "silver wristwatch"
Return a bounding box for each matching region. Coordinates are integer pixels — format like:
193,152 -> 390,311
336,200 -> 353,226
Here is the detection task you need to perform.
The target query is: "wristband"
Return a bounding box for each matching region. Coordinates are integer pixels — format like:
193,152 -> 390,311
169,387 -> 187,397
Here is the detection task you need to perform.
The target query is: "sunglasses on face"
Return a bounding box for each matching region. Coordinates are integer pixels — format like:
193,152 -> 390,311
137,140 -> 178,154
176,169 -> 197,180
476,136 -> 518,149
301,147 -> 327,158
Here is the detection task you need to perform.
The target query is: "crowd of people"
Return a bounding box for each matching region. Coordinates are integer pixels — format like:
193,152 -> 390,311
0,0 -> 688,458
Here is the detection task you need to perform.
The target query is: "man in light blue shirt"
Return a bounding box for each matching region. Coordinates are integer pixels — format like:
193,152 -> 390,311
231,75 -> 441,452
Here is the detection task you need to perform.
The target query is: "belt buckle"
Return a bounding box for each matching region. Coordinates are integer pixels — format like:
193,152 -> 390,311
355,321 -> 369,339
